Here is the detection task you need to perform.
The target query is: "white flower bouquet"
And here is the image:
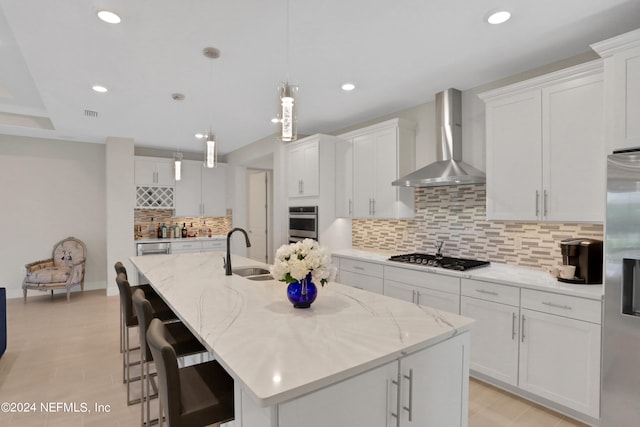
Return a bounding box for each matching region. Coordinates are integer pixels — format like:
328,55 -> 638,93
270,239 -> 335,286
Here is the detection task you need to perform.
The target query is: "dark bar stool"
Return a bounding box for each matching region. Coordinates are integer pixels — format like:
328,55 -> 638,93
132,289 -> 207,427
147,318 -> 234,427
116,273 -> 178,405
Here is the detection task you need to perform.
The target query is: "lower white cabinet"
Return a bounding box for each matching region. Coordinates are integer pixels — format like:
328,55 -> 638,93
383,266 -> 460,313
461,279 -> 601,420
276,332 -> 470,427
336,257 -> 384,294
171,239 -> 225,254
460,296 -> 519,386
519,290 -> 601,419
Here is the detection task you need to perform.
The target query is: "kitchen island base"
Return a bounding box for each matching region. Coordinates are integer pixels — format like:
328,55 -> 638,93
237,332 -> 470,427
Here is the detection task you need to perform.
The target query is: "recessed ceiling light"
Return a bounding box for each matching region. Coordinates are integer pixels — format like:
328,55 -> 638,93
341,82 -> 356,91
97,10 -> 121,24
92,85 -> 108,93
487,10 -> 511,25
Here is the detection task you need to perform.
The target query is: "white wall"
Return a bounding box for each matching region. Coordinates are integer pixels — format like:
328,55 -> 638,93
0,135 -> 107,299
106,138 -> 135,296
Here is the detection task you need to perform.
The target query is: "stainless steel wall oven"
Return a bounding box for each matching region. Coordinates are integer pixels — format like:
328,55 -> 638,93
288,206 -> 318,243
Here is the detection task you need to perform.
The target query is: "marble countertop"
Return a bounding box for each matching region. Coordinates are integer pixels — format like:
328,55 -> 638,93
332,248 -> 603,300
130,252 -> 474,407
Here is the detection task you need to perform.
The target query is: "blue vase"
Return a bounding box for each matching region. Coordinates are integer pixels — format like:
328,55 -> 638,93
287,273 -> 317,308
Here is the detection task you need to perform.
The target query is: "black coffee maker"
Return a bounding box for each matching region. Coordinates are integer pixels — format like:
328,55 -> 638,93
559,238 -> 603,284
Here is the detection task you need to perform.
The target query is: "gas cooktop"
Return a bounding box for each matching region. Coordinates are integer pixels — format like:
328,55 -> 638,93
388,253 -> 490,271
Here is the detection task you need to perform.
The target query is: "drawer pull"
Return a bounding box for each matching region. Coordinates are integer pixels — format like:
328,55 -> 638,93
511,312 -> 517,340
476,289 -> 499,296
542,301 -> 572,310
353,266 -> 365,271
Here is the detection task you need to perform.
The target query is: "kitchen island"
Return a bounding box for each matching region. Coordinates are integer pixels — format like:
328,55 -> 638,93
130,252 -> 474,427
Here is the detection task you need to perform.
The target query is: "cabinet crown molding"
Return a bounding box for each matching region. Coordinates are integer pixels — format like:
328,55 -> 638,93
591,28 -> 640,57
337,117 -> 416,140
478,60 -> 603,102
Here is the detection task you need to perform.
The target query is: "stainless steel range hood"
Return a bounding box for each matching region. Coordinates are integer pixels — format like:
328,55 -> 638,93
392,88 -> 485,187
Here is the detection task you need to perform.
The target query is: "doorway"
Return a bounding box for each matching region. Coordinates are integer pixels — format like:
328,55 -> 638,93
247,169 -> 271,263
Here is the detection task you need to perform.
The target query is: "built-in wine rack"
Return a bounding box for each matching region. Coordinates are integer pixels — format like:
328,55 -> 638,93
136,186 -> 174,209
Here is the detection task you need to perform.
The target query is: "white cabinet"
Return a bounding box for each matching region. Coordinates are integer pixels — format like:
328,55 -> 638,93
339,118 -> 415,219
519,289 -> 601,419
334,139 -> 353,218
174,161 -> 227,217
460,279 -> 520,386
134,156 -> 175,186
171,239 -> 226,254
383,266 -> 461,314
461,278 -> 601,420
337,257 -> 383,294
481,60 -> 605,222
592,29 -> 640,151
276,332 -> 470,427
171,241 -> 201,254
398,332 -> 469,427
286,138 -> 319,198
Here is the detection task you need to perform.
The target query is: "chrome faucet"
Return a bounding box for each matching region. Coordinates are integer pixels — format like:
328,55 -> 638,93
225,228 -> 252,276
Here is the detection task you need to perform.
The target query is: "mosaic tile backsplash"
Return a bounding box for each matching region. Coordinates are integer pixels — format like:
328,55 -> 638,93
134,209 -> 233,239
352,184 -> 604,272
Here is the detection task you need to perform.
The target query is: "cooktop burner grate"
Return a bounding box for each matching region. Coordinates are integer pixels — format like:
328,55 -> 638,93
388,253 -> 490,271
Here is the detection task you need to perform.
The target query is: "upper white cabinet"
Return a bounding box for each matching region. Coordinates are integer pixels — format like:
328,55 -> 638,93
134,156 -> 175,187
174,160 -> 227,217
334,140 -> 353,217
592,28 -> 640,152
286,138 -> 319,198
480,61 -> 605,222
338,118 -> 415,219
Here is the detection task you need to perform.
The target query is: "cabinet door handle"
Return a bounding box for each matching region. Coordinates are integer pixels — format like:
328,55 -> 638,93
368,198 -> 372,215
348,199 -> 352,216
391,373 -> 401,425
301,179 -> 304,194
411,289 -> 416,304
535,191 -> 540,217
521,315 -> 526,343
415,291 -> 421,306
476,289 -> 499,296
372,199 -> 376,215
542,301 -> 572,310
403,369 -> 414,422
543,190 -> 548,217
511,312 -> 517,340
353,265 -> 365,271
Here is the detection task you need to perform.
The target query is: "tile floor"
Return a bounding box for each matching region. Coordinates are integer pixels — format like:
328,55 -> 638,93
0,290 -> 589,426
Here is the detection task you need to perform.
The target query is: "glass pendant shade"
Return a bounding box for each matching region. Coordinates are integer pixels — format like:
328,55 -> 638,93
173,152 -> 183,181
279,82 -> 298,142
205,133 -> 217,168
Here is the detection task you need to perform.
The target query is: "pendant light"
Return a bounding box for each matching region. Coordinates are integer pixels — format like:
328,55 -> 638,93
173,152 -> 183,180
205,130 -> 217,168
202,47 -> 220,168
278,0 -> 298,142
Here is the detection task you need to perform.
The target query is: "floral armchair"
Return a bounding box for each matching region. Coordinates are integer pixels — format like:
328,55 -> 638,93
22,237 -> 87,303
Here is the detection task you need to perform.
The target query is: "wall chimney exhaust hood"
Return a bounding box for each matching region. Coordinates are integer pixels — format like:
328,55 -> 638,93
392,88 -> 485,187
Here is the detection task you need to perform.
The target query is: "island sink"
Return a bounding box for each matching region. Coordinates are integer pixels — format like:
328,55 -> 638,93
232,267 -> 270,277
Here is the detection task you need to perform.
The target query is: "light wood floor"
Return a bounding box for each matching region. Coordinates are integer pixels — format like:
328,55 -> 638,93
0,290 -> 589,426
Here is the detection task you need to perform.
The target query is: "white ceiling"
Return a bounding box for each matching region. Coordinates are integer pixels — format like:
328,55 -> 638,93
1,0 -> 639,155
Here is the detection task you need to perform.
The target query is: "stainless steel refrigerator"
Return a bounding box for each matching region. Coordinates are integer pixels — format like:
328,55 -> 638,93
602,149 -> 640,426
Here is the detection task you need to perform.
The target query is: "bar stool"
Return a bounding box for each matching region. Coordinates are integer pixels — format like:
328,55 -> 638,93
132,289 -> 207,427
147,318 -> 234,427
116,273 -> 178,405
114,262 -> 160,353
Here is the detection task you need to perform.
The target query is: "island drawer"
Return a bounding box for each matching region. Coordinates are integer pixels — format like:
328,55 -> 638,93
172,241 -> 201,253
461,278 -> 519,306
521,289 -> 601,324
339,258 -> 383,278
384,266 -> 460,295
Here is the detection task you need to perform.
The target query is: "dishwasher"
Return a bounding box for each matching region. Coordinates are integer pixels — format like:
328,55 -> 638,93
136,242 -> 171,285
